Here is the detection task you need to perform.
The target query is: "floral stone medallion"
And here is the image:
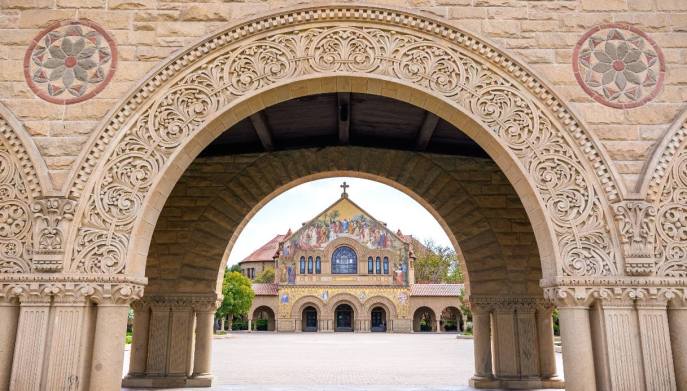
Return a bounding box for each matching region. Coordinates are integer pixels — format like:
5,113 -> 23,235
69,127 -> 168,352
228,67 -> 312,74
24,19 -> 117,105
573,23 -> 665,109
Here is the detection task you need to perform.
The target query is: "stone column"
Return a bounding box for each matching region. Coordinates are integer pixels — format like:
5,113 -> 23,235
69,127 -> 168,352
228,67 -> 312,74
515,303 -> 540,378
535,303 -> 557,379
191,300 -> 219,385
470,304 -> 493,381
636,293 -> 676,391
600,294 -> 645,391
127,300 -> 151,377
669,295 -> 687,391
167,304 -> 195,377
89,302 -> 131,391
10,294 -> 51,391
436,318 -> 442,333
0,296 -> 19,390
248,318 -> 252,332
491,304 -> 518,378
558,304 -> 596,391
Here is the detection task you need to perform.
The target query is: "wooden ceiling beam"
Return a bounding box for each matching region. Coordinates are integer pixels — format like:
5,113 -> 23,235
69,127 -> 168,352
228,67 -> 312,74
337,92 -> 351,144
415,112 -> 439,151
250,111 -> 274,152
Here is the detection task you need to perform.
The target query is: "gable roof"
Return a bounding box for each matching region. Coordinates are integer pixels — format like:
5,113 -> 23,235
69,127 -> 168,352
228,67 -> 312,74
252,283 -> 278,295
239,234 -> 285,263
410,284 -> 464,297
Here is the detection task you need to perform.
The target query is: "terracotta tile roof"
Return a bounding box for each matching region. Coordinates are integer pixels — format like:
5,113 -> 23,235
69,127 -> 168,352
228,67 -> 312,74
410,284 -> 464,297
239,234 -> 285,263
252,283 -> 278,295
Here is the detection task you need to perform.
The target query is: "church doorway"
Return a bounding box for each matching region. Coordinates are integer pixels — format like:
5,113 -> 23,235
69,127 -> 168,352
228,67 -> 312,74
413,307 -> 436,332
252,306 -> 276,332
335,304 -> 354,332
302,306 -> 318,332
370,307 -> 387,332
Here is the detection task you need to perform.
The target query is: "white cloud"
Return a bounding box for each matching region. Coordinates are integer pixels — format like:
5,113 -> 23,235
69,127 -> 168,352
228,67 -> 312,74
227,177 -> 453,265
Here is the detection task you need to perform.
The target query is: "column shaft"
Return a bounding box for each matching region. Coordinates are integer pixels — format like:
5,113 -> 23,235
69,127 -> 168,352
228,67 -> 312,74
43,298 -> 90,390
193,311 -> 214,377
669,307 -> 687,391
89,304 -> 130,391
471,310 -> 493,379
636,303 -> 676,391
536,306 -> 557,379
0,300 -> 19,390
602,302 -> 644,391
128,303 -> 150,376
10,298 -> 51,391
558,307 -> 596,391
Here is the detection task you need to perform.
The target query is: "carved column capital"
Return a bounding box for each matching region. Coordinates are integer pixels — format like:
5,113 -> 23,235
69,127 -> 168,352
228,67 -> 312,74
30,197 -> 76,272
543,286 -> 595,308
612,201 -> 657,276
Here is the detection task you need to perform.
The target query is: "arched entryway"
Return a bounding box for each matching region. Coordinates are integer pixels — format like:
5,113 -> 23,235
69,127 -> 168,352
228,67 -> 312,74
413,307 -> 436,332
334,304 -> 354,332
251,306 -> 276,332
440,307 -> 462,333
14,4 -> 662,391
302,306 -> 318,332
370,307 -> 387,332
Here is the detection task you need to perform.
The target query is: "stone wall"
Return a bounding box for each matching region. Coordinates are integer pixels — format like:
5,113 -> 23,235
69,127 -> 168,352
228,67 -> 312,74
1,0 -> 687,191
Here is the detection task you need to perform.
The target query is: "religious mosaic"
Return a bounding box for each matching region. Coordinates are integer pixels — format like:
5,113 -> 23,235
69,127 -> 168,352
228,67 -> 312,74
573,23 -> 665,109
282,198 -> 404,253
24,19 -> 117,105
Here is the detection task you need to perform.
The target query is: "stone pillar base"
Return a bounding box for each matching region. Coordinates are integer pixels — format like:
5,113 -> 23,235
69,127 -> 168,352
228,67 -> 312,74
122,374 -> 213,388
469,376 -> 564,389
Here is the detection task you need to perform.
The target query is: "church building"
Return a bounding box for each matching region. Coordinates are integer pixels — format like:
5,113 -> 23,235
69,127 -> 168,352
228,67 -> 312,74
240,183 -> 464,333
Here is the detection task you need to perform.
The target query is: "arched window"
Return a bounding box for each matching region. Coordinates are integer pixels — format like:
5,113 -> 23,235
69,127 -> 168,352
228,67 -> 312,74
375,256 -> 381,274
299,257 -> 306,274
368,257 -> 373,274
332,246 -> 357,274
383,257 -> 389,274
315,256 -> 321,274
307,256 -> 313,274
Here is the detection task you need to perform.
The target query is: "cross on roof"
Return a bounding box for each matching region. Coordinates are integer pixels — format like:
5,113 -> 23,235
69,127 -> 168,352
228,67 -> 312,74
340,181 -> 349,198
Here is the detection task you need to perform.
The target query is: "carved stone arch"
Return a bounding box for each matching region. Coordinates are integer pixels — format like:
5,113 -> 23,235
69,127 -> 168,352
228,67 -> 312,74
637,106 -> 687,277
327,292 -> 363,318
0,103 -> 53,273
65,4 -> 622,279
363,295 -> 398,319
290,295 -> 325,319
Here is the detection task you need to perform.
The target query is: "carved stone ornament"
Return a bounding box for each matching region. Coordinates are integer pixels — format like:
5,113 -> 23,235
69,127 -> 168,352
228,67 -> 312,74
142,293 -> 221,312
0,136 -> 34,274
573,23 -> 665,109
0,274 -> 146,305
68,6 -> 620,279
613,201 -> 657,276
30,197 -> 76,272
654,146 -> 687,277
24,19 -> 117,105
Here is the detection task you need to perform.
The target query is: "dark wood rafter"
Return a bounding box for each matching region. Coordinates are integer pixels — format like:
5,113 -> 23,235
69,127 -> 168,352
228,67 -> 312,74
415,111 -> 439,151
337,92 -> 351,144
250,111 -> 274,151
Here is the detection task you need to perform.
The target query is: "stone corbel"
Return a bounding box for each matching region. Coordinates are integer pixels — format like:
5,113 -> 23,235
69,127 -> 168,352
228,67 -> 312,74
30,197 -> 76,272
612,201 -> 657,276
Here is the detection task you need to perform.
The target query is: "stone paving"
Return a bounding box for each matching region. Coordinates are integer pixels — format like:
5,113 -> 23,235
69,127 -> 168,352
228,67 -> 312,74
122,333 -> 564,391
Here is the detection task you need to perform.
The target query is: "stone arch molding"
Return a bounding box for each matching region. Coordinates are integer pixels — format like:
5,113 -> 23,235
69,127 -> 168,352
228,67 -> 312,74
632,106 -> 687,277
0,103 -> 56,274
65,5 -> 622,278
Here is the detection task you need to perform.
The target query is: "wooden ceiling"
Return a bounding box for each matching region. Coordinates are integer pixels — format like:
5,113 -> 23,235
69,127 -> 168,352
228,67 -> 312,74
201,93 -> 488,158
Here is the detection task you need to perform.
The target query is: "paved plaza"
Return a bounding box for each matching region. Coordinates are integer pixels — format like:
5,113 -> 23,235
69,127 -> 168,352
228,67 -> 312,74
122,333 -> 564,391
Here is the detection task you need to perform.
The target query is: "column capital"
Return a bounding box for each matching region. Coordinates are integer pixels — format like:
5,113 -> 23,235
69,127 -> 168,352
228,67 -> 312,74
469,295 -> 547,313
144,293 -> 221,312
30,197 -> 77,273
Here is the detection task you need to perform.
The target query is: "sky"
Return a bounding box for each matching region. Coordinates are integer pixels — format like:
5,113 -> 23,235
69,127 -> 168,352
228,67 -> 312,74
226,177 -> 453,265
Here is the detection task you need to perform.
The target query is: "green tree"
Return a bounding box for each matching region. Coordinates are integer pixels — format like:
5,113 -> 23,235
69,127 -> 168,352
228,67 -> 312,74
255,268 -> 275,283
216,270 -> 254,330
414,240 -> 464,284
228,264 -> 241,273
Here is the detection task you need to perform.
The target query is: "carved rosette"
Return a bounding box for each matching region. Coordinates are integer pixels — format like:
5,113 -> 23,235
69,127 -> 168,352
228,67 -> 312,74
613,201 -> 657,276
70,11 -> 618,279
30,197 -> 76,272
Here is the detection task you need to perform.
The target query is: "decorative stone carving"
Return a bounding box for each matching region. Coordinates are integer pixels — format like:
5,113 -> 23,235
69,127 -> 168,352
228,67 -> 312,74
0,142 -> 33,274
68,6 -> 619,279
573,23 -> 665,109
613,201 -> 657,276
30,198 -> 76,272
24,19 -> 117,105
654,146 -> 687,278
